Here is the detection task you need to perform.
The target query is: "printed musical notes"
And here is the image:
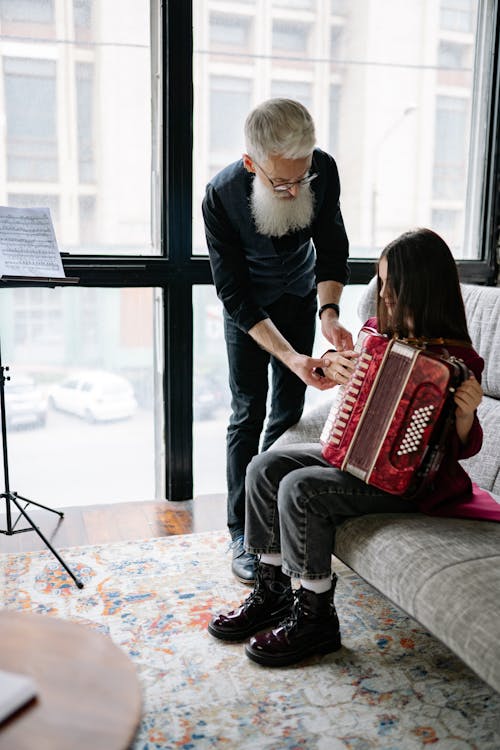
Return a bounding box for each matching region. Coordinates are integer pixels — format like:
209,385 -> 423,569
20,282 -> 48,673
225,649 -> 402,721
0,206 -> 65,279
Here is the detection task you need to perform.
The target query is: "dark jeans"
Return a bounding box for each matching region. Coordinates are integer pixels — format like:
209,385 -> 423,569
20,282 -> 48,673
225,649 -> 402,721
245,444 -> 418,578
224,291 -> 316,539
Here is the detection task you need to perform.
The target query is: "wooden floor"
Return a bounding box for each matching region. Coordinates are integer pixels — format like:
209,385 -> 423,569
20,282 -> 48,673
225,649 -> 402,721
0,494 -> 227,553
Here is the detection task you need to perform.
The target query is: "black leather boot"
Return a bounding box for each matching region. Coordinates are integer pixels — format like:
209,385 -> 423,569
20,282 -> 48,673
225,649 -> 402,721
208,562 -> 293,642
245,573 -> 341,667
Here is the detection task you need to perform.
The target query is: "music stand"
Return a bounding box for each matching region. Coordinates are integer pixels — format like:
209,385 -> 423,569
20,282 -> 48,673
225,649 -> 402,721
0,275 -> 84,589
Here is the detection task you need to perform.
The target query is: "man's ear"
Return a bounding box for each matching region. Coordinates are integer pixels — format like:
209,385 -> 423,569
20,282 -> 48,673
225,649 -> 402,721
242,154 -> 256,173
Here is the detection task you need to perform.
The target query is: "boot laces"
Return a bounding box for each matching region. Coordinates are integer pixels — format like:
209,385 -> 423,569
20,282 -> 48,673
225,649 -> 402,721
242,564 -> 268,608
279,590 -> 306,635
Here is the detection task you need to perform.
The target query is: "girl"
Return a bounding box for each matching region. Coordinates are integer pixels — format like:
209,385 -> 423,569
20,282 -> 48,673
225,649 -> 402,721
207,228 -> 500,668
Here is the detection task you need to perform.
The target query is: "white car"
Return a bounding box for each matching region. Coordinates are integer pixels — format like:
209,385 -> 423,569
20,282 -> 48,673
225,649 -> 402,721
48,371 -> 137,423
4,375 -> 47,429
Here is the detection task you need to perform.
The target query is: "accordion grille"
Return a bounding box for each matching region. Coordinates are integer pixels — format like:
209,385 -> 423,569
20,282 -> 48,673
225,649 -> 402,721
345,348 -> 414,477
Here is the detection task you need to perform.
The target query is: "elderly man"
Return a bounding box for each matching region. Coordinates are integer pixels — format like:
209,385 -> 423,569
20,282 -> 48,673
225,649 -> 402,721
202,98 -> 351,584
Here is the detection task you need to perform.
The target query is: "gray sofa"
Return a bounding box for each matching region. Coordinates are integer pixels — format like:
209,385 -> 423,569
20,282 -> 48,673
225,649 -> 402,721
274,281 -> 500,693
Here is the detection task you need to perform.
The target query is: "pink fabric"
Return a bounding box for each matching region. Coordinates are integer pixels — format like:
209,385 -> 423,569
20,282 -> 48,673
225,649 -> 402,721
428,483 -> 500,521
363,318 -> 500,522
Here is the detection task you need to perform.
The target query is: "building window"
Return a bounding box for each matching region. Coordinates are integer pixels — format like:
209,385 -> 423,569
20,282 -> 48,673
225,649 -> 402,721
330,0 -> 348,14
4,57 -> 58,182
209,76 -> 251,157
272,21 -> 310,56
433,96 -> 468,200
271,80 -> 312,112
0,0 -> 54,24
209,14 -> 252,49
76,62 -> 95,183
73,0 -> 93,41
13,287 -> 64,348
440,0 -> 476,32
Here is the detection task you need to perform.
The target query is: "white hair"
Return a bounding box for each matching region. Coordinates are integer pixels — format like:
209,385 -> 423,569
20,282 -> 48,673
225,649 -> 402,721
244,98 -> 316,163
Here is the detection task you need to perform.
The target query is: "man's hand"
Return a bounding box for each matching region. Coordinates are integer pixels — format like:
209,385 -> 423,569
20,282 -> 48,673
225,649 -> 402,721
320,310 -> 354,350
287,353 -> 337,390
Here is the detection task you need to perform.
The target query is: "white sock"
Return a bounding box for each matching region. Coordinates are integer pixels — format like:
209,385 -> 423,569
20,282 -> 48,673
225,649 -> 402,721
260,553 -> 282,566
300,577 -> 332,594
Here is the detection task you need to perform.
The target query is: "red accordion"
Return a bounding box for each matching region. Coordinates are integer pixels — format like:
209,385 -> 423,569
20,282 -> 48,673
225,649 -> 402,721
320,328 -> 469,498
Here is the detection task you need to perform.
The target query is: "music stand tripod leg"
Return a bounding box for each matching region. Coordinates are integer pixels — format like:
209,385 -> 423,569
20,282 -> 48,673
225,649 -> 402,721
12,491 -> 64,518
7,494 -> 84,589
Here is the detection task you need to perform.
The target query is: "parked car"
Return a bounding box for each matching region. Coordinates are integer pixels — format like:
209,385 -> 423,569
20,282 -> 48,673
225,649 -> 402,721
47,371 -> 137,423
3,375 -> 47,429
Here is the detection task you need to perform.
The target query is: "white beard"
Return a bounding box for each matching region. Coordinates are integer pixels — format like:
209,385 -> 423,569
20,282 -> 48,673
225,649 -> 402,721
250,177 -> 315,238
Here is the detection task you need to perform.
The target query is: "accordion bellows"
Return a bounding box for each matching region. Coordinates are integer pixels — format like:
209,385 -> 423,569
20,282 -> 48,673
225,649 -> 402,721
320,328 -> 469,498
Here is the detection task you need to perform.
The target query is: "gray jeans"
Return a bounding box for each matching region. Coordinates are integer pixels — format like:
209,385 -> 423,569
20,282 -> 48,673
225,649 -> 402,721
244,443 -> 418,580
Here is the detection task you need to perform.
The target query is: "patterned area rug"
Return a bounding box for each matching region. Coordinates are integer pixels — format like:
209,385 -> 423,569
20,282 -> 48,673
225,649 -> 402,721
1,530 -> 499,749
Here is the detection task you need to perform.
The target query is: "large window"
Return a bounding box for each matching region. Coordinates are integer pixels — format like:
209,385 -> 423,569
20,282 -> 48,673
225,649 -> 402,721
193,0 -> 495,260
191,0 -> 499,498
0,2 -> 498,507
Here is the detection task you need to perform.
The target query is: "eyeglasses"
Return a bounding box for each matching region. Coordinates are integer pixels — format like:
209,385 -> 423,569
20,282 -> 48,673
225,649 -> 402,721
252,158 -> 318,193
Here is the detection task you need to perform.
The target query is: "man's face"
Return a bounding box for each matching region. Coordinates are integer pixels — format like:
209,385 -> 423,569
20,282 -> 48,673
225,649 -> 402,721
246,152 -> 316,237
244,154 -> 313,200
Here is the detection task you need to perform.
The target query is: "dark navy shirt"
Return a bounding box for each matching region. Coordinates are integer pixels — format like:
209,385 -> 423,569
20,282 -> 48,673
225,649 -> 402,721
202,148 -> 350,332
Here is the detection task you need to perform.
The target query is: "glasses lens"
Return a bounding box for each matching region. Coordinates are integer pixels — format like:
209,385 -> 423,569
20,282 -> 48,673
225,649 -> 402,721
273,173 -> 317,192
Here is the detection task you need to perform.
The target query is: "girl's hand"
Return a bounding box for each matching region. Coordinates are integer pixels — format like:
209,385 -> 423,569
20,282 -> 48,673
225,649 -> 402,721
322,350 -> 359,385
454,374 -> 483,445
454,374 -> 483,419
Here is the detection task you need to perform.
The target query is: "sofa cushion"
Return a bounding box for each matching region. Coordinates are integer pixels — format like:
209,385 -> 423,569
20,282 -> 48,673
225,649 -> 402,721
461,284 -> 500,398
461,396 -> 500,493
414,557 -> 500,694
334,513 -> 500,692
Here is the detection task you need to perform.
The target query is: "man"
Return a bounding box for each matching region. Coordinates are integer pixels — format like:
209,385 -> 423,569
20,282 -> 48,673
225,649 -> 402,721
202,98 -> 352,584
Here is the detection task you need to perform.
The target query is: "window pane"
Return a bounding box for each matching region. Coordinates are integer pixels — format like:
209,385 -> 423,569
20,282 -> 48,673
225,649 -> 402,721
0,1 -> 156,255
0,287 -> 161,507
194,0 -> 491,260
193,286 -> 230,496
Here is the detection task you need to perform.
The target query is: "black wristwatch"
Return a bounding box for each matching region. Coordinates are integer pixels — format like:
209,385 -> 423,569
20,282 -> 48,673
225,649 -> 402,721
318,303 -> 340,319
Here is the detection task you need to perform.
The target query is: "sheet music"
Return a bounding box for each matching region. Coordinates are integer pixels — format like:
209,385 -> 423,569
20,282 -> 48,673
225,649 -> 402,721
0,206 -> 65,279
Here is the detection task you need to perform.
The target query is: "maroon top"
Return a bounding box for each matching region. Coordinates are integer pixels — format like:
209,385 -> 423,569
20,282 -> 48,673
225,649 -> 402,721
364,317 -> 500,521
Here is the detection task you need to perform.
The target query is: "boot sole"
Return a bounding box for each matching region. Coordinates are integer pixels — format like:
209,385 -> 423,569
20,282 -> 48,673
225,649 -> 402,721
244,633 -> 342,667
207,612 -> 290,643
233,573 -> 256,586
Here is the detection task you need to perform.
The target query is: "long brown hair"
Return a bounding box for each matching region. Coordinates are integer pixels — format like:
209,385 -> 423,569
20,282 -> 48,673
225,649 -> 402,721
377,228 -> 471,343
